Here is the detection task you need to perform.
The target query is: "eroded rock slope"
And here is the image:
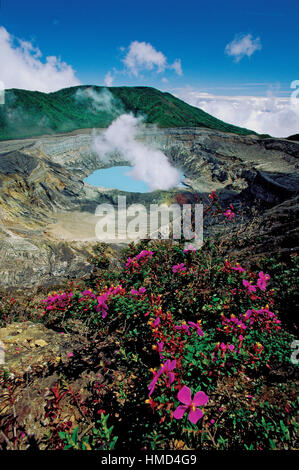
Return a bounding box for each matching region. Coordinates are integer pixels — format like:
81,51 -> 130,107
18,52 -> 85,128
0,127 -> 298,288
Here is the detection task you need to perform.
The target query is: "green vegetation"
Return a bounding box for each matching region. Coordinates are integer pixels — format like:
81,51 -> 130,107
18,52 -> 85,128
0,195 -> 297,450
0,85 -> 256,141
287,134 -> 299,142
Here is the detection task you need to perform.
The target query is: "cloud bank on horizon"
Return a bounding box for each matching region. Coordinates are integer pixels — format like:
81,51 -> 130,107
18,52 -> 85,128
175,88 -> 299,138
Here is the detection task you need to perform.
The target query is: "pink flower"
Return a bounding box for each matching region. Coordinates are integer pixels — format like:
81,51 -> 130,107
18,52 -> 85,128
257,271 -> 270,291
67,352 -> 74,358
231,263 -> 245,273
95,293 -> 109,318
136,250 -> 153,261
153,341 -> 165,359
188,321 -> 204,336
183,244 -> 196,253
126,257 -> 135,268
130,287 -> 146,296
175,322 -> 190,334
82,290 -> 90,295
242,279 -> 257,293
224,209 -> 235,221
172,263 -> 186,274
173,386 -> 209,424
148,359 -> 176,396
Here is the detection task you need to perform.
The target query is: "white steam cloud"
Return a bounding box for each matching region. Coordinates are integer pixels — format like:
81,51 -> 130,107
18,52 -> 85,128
93,114 -> 180,191
75,87 -> 123,115
104,71 -> 114,87
0,26 -> 80,92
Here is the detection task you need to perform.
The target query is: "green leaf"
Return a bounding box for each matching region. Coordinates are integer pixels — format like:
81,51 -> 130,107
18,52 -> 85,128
269,439 -> 277,450
71,425 -> 79,444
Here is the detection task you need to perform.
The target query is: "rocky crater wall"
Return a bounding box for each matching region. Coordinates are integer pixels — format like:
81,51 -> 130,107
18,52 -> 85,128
0,127 -> 298,288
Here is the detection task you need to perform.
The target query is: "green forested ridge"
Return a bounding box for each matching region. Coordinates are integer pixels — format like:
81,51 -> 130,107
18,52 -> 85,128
0,85 -> 256,140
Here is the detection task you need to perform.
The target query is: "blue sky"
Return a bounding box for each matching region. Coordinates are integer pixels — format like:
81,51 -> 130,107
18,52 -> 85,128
0,0 -> 299,136
1,0 -> 298,94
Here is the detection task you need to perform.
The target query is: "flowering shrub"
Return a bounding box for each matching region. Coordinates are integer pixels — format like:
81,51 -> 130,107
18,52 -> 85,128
1,199 -> 298,451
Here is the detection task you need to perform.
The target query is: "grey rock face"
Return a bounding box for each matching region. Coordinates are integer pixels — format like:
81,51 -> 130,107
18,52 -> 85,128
0,127 -> 298,288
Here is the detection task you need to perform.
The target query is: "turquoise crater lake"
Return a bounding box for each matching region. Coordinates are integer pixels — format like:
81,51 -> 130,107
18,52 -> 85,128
84,166 -> 185,193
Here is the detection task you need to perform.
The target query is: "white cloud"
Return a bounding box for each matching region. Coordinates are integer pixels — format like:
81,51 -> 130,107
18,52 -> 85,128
170,59 -> 183,76
175,87 -> 299,137
104,71 -> 114,87
0,26 -> 80,92
225,34 -> 262,62
123,41 -> 167,76
122,40 -> 182,77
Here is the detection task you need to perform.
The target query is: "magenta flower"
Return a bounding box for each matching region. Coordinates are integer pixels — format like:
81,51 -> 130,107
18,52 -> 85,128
82,290 -> 92,296
172,263 -> 186,274
231,263 -> 245,273
188,321 -> 204,336
163,359 -> 176,387
81,289 -> 96,299
130,286 -> 147,296
110,285 -> 122,295
126,251 -> 153,270
173,386 -> 209,424
94,285 -> 123,319
126,257 -> 134,268
257,271 -> 270,291
136,250 -> 154,261
223,209 -> 235,221
175,322 -> 191,334
153,341 -> 165,359
43,291 -> 74,310
95,293 -> 109,318
183,244 -> 196,253
148,359 -> 176,396
242,279 -> 257,293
